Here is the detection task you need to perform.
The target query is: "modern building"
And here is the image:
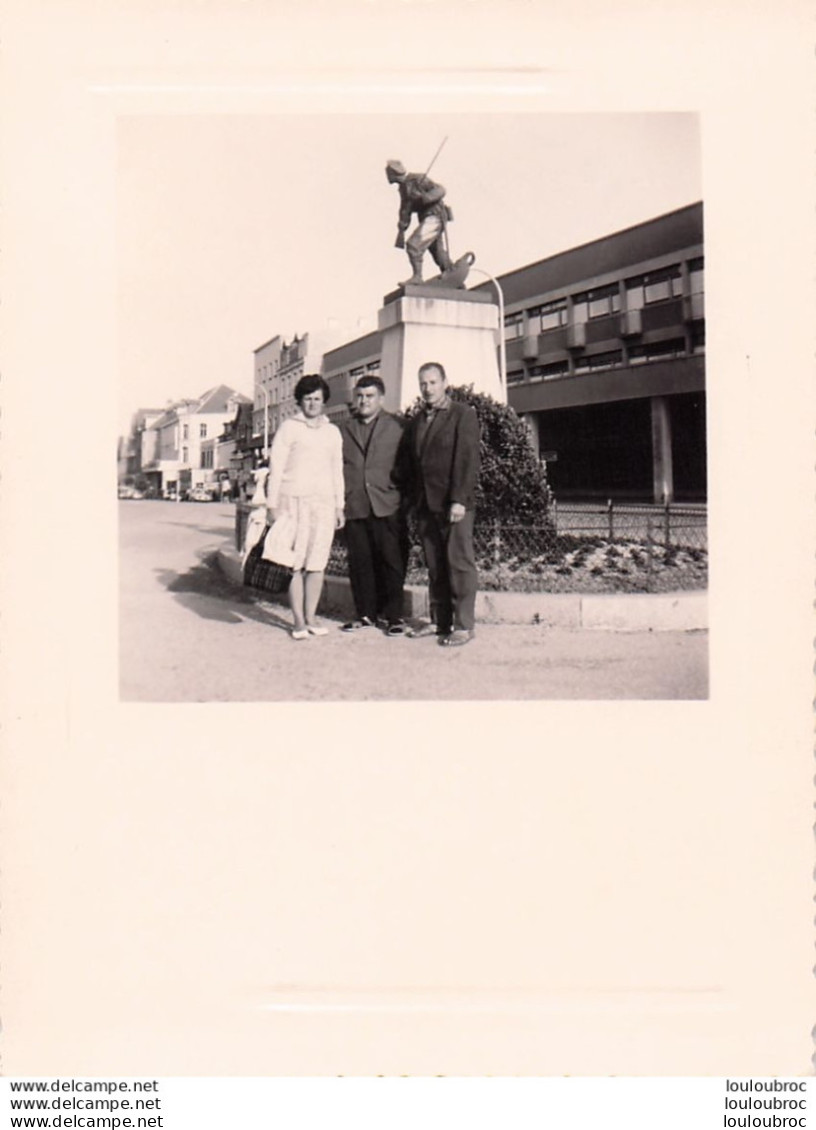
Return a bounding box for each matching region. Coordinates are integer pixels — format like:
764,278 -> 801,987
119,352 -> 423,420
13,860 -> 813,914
316,203 -> 705,504
322,330 -> 383,424
492,202 -> 705,502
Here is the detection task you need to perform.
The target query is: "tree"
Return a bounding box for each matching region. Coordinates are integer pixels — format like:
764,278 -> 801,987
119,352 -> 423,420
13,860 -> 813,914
401,384 -> 554,525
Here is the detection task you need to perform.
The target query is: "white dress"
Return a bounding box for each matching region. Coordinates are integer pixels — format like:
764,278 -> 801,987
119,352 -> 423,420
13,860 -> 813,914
266,412 -> 344,572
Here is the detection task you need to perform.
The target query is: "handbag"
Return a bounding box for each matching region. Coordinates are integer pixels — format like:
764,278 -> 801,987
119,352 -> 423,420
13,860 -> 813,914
262,512 -> 296,568
243,524 -> 293,594
241,507 -> 268,567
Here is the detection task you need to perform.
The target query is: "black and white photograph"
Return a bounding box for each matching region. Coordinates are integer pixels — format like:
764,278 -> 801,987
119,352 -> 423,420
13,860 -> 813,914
3,0 -> 813,1098
117,114 -> 708,701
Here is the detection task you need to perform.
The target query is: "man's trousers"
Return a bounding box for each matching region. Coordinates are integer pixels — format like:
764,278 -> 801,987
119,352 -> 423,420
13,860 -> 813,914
416,508 -> 478,633
345,512 -> 407,624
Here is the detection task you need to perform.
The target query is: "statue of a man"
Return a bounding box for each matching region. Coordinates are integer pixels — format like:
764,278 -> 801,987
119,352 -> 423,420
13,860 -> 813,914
385,158 -> 454,286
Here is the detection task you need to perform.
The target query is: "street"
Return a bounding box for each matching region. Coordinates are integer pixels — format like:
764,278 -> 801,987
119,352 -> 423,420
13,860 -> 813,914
119,500 -> 708,701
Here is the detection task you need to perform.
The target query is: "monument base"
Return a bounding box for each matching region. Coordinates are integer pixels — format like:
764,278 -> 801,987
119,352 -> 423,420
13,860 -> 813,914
378,285 -> 505,411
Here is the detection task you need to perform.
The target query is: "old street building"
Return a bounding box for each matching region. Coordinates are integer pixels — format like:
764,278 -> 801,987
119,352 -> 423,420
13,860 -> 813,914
252,334 -> 283,457
250,328 -> 348,456
140,385 -> 250,498
121,407 -> 164,485
320,203 -> 705,504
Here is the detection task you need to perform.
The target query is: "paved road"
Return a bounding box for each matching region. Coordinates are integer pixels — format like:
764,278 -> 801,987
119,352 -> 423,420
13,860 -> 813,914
119,500 -> 708,701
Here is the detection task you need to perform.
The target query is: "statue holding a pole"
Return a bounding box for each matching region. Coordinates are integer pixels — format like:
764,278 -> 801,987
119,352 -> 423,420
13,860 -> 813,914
385,138 -> 474,289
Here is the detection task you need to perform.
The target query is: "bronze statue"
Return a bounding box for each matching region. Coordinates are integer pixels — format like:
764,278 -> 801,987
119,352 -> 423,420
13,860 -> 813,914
385,157 -> 472,288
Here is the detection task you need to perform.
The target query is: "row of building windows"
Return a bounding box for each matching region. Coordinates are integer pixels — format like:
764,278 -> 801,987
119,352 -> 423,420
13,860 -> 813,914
504,259 -> 704,341
573,285 -> 622,323
574,350 -> 623,374
506,330 -> 705,386
257,360 -> 279,383
181,423 -> 210,440
254,365 -> 306,417
510,351 -> 627,380
327,359 -> 381,388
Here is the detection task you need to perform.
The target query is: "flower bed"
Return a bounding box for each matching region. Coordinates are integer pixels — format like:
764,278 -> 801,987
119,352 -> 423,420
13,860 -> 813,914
405,535 -> 708,594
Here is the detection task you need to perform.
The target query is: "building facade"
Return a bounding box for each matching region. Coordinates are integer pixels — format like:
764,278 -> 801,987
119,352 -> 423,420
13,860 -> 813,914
250,327 -> 347,450
120,407 -> 164,486
321,330 -> 383,424
493,202 -> 705,502
252,335 -> 282,454
138,386 -> 251,497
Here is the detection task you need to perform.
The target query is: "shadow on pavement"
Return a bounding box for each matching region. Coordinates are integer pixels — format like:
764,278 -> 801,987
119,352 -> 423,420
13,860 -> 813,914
154,554 -> 292,631
158,521 -> 235,539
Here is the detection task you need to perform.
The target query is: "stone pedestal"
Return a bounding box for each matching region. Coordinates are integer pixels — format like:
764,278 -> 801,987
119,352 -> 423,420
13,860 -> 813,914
377,284 -> 505,411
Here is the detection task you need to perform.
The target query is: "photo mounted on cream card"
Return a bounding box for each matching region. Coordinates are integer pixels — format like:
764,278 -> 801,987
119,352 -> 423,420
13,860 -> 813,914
118,113 -> 707,701
5,0 -> 814,1088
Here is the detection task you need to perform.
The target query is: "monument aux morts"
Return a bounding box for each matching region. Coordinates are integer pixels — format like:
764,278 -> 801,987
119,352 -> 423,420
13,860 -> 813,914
379,151 -> 505,412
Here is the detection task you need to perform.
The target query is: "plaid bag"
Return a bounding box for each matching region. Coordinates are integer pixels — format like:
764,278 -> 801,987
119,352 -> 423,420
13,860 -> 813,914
243,525 -> 293,594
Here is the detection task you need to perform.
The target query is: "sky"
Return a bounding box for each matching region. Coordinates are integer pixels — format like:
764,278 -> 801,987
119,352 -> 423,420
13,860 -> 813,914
117,112 -> 701,432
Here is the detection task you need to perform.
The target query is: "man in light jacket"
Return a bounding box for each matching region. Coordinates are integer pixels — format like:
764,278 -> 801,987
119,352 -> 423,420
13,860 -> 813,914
339,376 -> 409,635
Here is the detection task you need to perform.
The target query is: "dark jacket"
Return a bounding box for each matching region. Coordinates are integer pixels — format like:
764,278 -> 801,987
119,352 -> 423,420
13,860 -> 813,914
406,398 -> 480,512
340,411 -> 405,520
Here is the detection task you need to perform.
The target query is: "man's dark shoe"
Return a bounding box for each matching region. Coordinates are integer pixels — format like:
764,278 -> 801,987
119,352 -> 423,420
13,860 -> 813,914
340,616 -> 375,632
407,622 -> 449,639
386,619 -> 408,637
439,628 -> 475,648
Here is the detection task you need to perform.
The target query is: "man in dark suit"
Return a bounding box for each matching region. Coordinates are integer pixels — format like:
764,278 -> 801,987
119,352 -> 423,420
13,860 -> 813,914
406,361 -> 480,647
339,376 -> 409,635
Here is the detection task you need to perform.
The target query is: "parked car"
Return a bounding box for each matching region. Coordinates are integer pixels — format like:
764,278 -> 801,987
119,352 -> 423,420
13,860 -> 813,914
189,487 -> 216,502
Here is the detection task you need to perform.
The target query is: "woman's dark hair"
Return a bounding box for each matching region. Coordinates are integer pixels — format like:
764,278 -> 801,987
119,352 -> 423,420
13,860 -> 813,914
294,373 -> 330,405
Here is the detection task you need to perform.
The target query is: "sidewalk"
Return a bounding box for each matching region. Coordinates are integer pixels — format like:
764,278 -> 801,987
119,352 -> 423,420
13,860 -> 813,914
119,503 -> 708,702
124,569 -> 709,701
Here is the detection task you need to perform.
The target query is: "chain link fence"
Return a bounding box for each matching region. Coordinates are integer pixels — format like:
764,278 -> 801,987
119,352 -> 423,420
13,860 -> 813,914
238,501 -> 708,594
552,501 -> 707,551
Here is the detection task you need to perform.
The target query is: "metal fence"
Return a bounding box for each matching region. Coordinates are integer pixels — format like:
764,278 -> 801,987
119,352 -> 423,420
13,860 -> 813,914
552,501 -> 708,551
237,501 -> 708,594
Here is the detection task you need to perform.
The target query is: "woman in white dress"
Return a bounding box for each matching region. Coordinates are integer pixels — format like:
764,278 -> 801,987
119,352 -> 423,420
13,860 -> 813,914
266,374 -> 345,639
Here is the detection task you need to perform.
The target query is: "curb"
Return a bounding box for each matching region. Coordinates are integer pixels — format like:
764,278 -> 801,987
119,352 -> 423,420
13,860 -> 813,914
216,545 -> 707,632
